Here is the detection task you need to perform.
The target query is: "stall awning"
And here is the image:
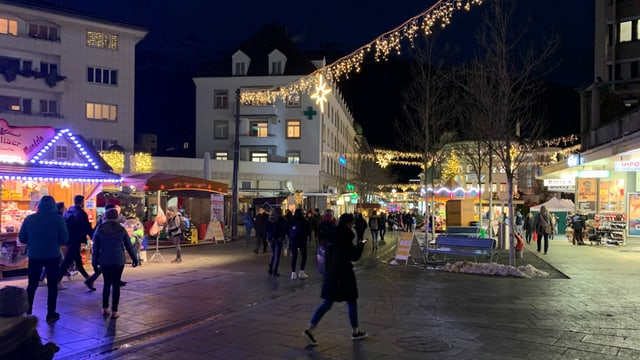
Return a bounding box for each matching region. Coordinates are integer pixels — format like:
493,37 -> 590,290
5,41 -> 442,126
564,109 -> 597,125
122,173 -> 228,193
0,164 -> 121,183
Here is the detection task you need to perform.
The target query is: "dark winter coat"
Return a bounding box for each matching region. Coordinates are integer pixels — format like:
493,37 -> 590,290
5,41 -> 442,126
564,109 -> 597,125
254,212 -> 269,238
0,316 -> 59,360
288,213 -> 310,242
321,224 -> 364,302
317,216 -> 336,245
354,215 -> 367,238
92,219 -> 137,267
19,196 -> 68,259
63,205 -> 92,246
266,215 -> 288,243
523,216 -> 534,232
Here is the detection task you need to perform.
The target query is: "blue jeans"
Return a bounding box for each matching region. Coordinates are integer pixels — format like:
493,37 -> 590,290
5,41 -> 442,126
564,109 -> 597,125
310,299 -> 358,329
268,238 -> 283,274
370,230 -> 379,248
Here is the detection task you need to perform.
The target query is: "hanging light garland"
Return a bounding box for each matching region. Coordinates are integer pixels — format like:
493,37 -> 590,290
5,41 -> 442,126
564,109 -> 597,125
240,0 -> 484,107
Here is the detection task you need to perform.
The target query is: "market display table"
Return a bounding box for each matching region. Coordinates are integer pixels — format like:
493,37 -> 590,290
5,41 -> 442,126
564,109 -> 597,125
0,233 -> 28,279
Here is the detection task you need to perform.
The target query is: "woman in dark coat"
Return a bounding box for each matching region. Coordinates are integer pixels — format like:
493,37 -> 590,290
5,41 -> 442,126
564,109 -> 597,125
353,212 -> 367,242
92,208 -> 138,319
302,213 -> 367,346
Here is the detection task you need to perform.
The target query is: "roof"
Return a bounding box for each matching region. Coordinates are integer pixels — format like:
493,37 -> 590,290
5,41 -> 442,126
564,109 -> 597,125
0,164 -> 121,182
122,173 -> 228,193
530,197 -> 575,212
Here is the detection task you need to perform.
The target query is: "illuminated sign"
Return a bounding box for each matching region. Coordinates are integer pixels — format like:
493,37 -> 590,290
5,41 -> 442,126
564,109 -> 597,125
544,178 -> 575,187
338,154 -> 347,167
346,183 -> 355,191
0,119 -> 55,163
615,160 -> 640,172
578,170 -> 610,178
567,154 -> 583,167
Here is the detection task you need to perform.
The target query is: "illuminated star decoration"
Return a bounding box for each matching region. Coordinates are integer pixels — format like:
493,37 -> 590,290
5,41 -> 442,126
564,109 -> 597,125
310,75 -> 331,113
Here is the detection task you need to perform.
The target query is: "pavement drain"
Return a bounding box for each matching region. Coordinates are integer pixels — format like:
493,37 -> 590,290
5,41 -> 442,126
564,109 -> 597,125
396,336 -> 452,353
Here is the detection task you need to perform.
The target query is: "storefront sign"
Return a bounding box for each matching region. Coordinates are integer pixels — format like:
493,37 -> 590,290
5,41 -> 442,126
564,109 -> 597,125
615,160 -> 640,172
629,193 -> 640,236
544,178 -> 575,187
210,193 -> 224,225
0,119 -> 55,163
567,154 -> 583,167
578,170 -> 610,178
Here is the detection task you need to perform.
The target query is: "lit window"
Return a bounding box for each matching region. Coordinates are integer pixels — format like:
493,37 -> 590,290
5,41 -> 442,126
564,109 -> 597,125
251,152 -> 268,163
250,121 -> 268,137
86,102 -> 117,121
87,31 -> 118,50
0,18 -> 18,36
213,120 -> 228,139
287,152 -> 300,164
619,21 -> 633,42
87,67 -> 118,85
286,120 -> 301,138
215,152 -> 228,160
214,90 -> 229,109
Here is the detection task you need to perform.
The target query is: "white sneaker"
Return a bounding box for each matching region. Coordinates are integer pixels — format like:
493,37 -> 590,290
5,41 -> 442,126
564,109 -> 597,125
290,272 -> 297,280
298,270 -> 309,279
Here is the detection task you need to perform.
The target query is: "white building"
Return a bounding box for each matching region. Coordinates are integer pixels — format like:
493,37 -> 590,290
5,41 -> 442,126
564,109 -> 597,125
193,25 -> 361,212
0,1 -> 147,152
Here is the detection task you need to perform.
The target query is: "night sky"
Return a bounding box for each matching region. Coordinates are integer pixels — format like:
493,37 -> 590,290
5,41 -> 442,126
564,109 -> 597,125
12,0 -> 594,155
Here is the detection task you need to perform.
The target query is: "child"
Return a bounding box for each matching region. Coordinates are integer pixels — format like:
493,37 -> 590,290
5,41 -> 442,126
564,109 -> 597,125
125,219 -> 144,265
0,285 -> 59,359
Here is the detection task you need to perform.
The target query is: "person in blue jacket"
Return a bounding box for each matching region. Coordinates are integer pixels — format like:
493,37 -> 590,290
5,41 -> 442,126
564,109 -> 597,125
19,195 -> 69,322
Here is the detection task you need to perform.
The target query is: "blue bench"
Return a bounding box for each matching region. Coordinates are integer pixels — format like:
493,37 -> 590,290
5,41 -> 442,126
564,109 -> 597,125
445,226 -> 481,238
423,235 -> 498,263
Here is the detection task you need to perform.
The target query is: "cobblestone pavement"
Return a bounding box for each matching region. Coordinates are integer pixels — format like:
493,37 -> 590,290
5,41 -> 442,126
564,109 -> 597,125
3,232 -> 640,359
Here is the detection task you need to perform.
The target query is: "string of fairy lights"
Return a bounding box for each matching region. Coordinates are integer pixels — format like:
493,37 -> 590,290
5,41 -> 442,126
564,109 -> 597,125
324,135 -> 581,168
240,0 -> 483,107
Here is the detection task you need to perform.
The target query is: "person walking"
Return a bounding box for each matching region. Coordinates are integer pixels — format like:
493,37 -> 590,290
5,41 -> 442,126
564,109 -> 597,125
368,211 -> 380,251
242,209 -> 254,246
534,205 -> 552,254
302,213 -> 367,346
165,206 -> 184,263
515,211 -> 524,235
59,195 -> 92,287
354,213 -> 367,243
253,206 -> 269,254
317,209 -> 336,247
266,207 -> 288,277
523,213 -> 534,244
85,204 -> 127,291
19,195 -> 69,322
571,213 -> 586,245
288,209 -> 311,280
378,212 -> 387,244
549,213 -> 557,240
92,208 -> 138,319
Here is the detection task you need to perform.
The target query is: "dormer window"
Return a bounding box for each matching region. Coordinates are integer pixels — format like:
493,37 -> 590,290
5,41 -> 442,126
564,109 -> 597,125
268,49 -> 286,75
271,61 -> 282,75
235,62 -> 246,76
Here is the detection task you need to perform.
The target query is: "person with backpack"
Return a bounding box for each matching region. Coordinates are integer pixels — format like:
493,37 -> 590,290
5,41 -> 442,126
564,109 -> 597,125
288,209 -> 311,280
571,213 -> 585,245
165,206 -> 185,264
59,195 -> 92,288
302,213 -> 367,346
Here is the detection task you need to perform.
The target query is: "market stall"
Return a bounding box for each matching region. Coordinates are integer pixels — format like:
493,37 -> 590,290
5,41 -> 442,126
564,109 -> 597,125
0,120 -> 121,277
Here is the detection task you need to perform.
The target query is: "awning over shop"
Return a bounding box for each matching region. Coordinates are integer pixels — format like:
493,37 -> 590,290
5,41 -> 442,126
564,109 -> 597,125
122,173 -> 228,193
0,164 -> 121,183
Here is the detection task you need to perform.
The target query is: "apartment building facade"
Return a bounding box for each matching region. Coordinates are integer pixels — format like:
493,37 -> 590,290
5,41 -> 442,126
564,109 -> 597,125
0,1 -> 146,152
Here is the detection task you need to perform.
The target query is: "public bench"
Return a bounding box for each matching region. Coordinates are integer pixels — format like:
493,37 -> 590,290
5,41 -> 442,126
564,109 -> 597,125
422,235 -> 498,263
445,226 -> 481,238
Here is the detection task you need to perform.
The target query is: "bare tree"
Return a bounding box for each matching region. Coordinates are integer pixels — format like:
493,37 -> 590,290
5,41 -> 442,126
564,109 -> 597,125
459,0 -> 557,265
396,34 -> 459,239
354,158 -> 396,203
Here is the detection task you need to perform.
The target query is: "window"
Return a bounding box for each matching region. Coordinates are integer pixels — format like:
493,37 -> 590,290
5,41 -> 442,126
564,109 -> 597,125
286,94 -> 300,108
619,21 -> 633,42
250,121 -> 268,137
271,61 -> 282,75
251,152 -> 268,163
214,152 -> 228,160
22,60 -> 32,71
87,67 -> 118,85
287,152 -> 300,164
40,62 -> 58,75
88,139 -> 118,151
54,145 -> 68,159
213,120 -> 229,139
39,100 -> 57,115
86,102 -> 117,121
0,18 -> 17,36
286,120 -> 301,138
234,62 -> 245,76
28,23 -> 58,40
0,96 -> 19,112
22,99 -> 31,114
214,90 -> 229,109
86,31 -> 118,50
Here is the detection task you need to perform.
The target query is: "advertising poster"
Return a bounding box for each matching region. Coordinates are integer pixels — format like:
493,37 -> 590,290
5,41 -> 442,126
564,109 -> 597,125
629,193 -> 640,236
576,178 -> 596,212
210,193 -> 224,224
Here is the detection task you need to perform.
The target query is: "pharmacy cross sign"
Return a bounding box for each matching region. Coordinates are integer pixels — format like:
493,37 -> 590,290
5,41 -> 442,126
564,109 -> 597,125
303,106 -> 317,120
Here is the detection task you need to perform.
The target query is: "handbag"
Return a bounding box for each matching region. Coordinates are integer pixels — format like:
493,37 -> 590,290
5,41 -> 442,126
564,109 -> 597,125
543,225 -> 552,234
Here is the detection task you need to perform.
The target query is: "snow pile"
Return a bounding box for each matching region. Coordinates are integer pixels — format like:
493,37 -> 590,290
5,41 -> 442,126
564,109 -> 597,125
436,261 -> 549,278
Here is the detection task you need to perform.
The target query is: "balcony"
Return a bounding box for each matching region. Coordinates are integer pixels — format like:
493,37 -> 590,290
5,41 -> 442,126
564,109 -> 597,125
237,105 -> 278,118
238,134 -> 278,147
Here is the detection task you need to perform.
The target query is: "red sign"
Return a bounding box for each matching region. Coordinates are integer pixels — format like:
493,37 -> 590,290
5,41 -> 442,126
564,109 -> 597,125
0,119 -> 55,163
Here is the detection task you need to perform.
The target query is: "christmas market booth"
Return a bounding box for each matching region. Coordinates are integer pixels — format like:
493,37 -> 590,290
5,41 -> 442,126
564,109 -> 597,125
0,119 -> 121,277
120,172 -> 228,242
